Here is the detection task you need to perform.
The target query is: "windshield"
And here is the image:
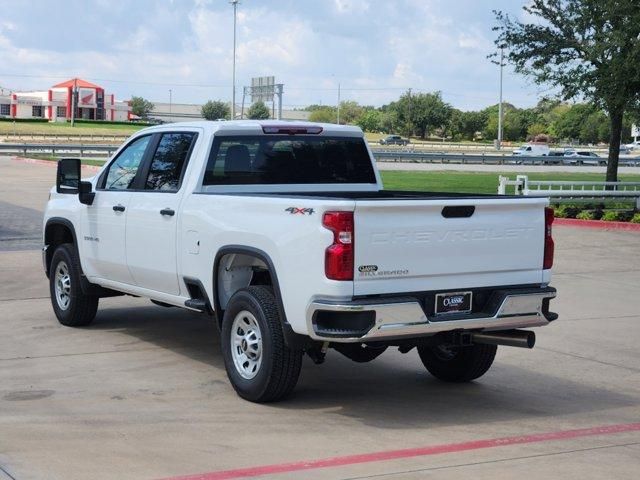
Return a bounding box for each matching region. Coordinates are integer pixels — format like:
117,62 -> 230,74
203,135 -> 377,185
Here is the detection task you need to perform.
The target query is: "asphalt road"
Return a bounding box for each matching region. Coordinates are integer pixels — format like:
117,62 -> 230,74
0,156 -> 639,480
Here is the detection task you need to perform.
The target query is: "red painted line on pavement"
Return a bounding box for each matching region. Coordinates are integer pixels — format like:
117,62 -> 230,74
163,422 -> 640,480
555,217 -> 640,232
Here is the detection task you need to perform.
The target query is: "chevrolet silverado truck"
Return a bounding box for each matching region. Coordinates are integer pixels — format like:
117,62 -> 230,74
43,120 -> 557,403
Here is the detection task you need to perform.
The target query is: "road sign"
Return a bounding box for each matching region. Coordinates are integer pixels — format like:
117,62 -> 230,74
250,76 -> 275,103
632,124 -> 639,138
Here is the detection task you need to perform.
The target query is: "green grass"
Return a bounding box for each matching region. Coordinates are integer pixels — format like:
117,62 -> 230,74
0,121 -> 144,136
380,171 -> 640,195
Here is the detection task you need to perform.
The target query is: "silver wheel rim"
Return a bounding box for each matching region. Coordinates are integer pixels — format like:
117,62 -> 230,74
231,310 -> 263,379
54,261 -> 71,310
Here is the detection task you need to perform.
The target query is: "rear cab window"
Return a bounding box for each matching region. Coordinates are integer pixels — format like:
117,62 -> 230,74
145,132 -> 198,191
203,135 -> 376,185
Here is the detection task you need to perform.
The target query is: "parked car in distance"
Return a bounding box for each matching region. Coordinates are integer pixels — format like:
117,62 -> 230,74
542,151 -> 565,165
619,156 -> 640,166
563,150 -> 606,166
620,145 -> 633,154
512,143 -> 550,157
379,134 -> 410,146
624,140 -> 640,151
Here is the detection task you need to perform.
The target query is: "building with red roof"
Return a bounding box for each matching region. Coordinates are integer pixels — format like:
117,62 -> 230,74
0,78 -> 131,122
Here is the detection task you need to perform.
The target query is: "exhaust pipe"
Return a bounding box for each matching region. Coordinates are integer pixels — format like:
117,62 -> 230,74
472,330 -> 535,349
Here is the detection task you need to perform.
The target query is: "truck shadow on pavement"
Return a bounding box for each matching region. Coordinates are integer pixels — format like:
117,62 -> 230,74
91,303 -> 225,369
92,303 -> 638,430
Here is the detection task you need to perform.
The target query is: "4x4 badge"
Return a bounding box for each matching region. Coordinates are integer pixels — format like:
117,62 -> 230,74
285,207 -> 314,215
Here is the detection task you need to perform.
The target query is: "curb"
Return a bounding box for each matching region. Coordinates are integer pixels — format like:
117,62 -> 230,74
555,217 -> 640,232
11,156 -> 102,173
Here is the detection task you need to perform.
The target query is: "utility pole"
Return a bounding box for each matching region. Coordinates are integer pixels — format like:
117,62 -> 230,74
276,84 -> 283,120
497,47 -> 504,150
336,83 -> 341,124
231,0 -> 239,120
169,89 -> 172,118
407,88 -> 413,138
71,78 -> 77,127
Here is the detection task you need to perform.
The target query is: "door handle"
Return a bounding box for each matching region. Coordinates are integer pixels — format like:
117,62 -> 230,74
112,204 -> 126,212
160,208 -> 175,217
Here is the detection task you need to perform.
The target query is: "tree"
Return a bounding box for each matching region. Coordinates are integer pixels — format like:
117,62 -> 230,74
247,101 -> 271,120
379,109 -> 398,133
130,96 -> 154,119
494,0 -> 640,181
201,100 -> 230,120
394,91 -> 452,139
482,103 -> 516,140
458,110 -> 489,140
356,109 -> 381,132
338,101 -> 364,125
308,107 -> 336,123
552,103 -> 595,141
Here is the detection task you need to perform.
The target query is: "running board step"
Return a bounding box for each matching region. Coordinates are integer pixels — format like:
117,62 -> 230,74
185,299 -> 208,312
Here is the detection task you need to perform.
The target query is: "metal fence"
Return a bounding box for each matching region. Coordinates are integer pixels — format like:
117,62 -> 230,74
0,143 -> 119,158
1,132 -> 129,143
1,142 -> 638,168
372,150 -> 640,166
498,175 -> 640,208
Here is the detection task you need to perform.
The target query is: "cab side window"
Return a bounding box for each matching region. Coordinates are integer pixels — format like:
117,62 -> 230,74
145,133 -> 197,191
103,135 -> 151,190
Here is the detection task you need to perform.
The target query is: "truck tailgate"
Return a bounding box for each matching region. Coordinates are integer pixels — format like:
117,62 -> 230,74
353,197 -> 547,296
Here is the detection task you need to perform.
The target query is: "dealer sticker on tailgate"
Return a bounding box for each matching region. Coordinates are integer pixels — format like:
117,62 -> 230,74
435,291 -> 472,315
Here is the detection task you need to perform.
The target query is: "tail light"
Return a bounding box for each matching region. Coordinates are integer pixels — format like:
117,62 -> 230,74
323,211 -> 354,280
543,207 -> 554,269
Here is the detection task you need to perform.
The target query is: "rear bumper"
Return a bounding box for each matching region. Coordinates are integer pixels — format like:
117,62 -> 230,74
307,286 -> 557,343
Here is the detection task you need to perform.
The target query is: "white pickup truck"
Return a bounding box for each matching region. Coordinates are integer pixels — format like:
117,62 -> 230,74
43,120 -> 557,403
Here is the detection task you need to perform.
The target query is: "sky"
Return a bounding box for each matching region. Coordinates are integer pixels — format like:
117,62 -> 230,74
0,0 -> 550,111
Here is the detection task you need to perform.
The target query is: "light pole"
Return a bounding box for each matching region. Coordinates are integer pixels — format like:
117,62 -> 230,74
71,78 -> 77,127
169,89 -> 172,119
336,82 -> 341,124
497,47 -> 504,150
231,0 -> 239,120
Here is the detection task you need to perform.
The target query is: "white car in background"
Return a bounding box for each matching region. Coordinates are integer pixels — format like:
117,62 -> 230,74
563,149 -> 606,166
512,143 -> 550,157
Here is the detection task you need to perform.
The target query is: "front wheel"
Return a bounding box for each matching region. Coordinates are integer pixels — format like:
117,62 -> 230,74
221,286 -> 302,403
417,343 -> 497,382
49,243 -> 98,326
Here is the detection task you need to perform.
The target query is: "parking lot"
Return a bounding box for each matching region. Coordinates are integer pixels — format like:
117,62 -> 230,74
1,155 -> 639,480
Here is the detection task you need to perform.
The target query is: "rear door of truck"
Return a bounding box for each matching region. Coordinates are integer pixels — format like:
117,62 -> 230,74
353,197 -> 548,296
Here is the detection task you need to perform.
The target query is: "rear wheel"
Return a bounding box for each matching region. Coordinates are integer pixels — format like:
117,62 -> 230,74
221,286 -> 302,403
49,243 -> 98,327
417,343 -> 497,382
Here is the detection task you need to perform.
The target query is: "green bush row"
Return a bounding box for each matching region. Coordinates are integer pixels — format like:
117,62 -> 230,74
67,119 -> 156,127
555,205 -> 638,222
0,117 -> 49,123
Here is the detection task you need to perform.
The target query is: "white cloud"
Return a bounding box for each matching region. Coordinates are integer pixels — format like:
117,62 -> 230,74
0,0 -> 538,110
334,0 -> 370,13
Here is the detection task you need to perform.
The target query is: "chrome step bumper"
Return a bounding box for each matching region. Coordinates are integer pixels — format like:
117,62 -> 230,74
307,287 -> 556,343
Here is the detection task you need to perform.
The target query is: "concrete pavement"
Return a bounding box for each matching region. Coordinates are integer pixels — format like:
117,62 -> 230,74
0,156 -> 639,480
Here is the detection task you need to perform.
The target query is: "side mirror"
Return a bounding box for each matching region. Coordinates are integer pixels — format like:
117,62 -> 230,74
79,181 -> 95,206
56,158 -> 81,194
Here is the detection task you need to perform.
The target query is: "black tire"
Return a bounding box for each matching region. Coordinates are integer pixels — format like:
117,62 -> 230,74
221,286 -> 302,403
417,343 -> 497,382
49,243 -> 98,327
